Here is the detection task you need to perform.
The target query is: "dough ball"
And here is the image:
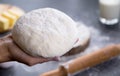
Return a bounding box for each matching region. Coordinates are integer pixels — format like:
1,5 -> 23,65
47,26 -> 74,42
12,8 -> 78,57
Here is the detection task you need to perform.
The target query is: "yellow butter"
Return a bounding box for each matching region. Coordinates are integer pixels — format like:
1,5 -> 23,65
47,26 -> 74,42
0,16 -> 9,32
2,11 -> 17,28
8,9 -> 23,18
8,7 -> 24,18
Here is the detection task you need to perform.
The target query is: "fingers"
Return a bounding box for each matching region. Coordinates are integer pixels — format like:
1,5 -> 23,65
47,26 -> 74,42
25,57 -> 55,66
4,35 -> 59,66
0,33 -> 12,43
7,41 -> 57,66
52,56 -> 61,61
24,56 -> 61,66
1,34 -> 59,65
2,33 -> 12,38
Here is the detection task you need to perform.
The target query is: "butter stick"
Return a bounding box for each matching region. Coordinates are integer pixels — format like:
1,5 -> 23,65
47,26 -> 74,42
8,8 -> 24,18
0,16 -> 9,32
1,11 -> 17,28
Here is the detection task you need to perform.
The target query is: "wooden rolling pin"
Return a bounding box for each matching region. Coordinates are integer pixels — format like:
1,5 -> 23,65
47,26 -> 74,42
41,44 -> 120,76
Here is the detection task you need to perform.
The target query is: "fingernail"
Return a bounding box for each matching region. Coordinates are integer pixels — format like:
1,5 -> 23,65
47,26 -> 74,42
52,56 -> 61,61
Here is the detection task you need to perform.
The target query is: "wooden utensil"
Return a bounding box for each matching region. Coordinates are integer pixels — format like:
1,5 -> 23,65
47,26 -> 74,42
41,44 -> 120,76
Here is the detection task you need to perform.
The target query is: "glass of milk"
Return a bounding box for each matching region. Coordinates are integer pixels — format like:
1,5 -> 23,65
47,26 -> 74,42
99,0 -> 120,25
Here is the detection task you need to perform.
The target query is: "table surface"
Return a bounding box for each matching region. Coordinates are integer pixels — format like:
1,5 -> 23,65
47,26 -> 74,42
0,0 -> 120,76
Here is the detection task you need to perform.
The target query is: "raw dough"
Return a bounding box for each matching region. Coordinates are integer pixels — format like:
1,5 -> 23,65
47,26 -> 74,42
12,8 -> 78,57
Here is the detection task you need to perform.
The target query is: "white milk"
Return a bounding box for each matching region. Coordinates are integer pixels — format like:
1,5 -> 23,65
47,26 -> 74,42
99,0 -> 120,25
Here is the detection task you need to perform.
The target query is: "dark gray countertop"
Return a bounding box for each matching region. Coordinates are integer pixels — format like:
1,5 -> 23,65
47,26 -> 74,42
0,0 -> 120,76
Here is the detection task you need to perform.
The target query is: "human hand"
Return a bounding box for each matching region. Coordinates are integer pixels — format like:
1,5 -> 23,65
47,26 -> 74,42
0,34 -> 58,66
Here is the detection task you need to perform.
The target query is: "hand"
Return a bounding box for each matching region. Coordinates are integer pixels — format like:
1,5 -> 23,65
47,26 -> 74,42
0,34 -> 58,66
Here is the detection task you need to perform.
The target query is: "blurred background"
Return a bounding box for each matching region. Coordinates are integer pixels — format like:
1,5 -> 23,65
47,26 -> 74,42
0,0 -> 98,23
0,0 -> 120,76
